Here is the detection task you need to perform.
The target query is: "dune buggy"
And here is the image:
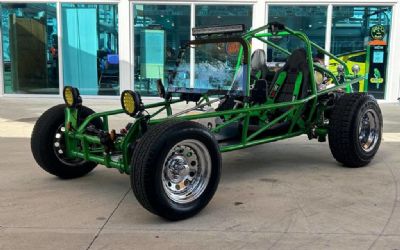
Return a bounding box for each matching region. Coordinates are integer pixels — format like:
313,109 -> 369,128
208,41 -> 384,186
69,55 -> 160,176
31,23 -> 382,220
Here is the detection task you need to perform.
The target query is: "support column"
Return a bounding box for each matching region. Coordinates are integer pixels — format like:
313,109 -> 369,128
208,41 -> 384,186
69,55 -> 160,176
386,2 -> 400,101
57,1 -> 63,96
252,0 -> 267,52
118,0 -> 133,93
324,4 -> 333,66
190,3 -> 195,88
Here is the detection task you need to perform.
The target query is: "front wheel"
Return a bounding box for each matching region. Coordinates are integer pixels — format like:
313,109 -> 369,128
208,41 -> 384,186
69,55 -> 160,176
31,104 -> 103,179
328,93 -> 383,167
130,120 -> 221,220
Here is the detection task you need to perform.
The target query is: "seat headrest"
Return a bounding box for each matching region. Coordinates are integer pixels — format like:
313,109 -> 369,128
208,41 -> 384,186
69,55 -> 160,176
251,49 -> 266,71
285,48 -> 308,72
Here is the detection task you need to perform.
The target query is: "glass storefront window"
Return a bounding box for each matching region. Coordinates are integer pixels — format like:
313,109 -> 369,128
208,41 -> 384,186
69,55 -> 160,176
268,6 -> 327,62
133,5 -> 253,97
195,5 -> 253,30
61,4 -> 119,95
133,5 -> 190,96
194,5 -> 252,93
330,6 -> 391,99
1,3 -> 58,94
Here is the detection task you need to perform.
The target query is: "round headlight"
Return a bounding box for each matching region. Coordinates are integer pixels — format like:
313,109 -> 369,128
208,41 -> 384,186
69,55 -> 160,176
121,90 -> 142,116
352,64 -> 360,75
63,86 -> 81,108
336,64 -> 344,74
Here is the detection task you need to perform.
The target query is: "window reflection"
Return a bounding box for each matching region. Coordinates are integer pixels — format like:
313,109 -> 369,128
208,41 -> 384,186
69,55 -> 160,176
195,5 -> 252,30
268,6 -> 327,62
133,5 -> 191,96
330,6 -> 391,99
171,42 -> 245,95
331,7 -> 391,54
61,4 -> 119,96
1,3 -> 58,94
133,4 -> 252,97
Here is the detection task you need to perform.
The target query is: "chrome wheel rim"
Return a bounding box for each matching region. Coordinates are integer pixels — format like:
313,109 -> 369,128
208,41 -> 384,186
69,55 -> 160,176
358,109 -> 380,153
53,124 -> 85,166
161,139 -> 211,204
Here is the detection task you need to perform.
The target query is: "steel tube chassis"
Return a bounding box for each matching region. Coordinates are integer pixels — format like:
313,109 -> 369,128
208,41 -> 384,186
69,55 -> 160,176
63,24 -> 363,175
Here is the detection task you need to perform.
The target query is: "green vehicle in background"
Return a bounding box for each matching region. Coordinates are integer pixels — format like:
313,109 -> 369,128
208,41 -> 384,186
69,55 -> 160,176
328,50 -> 367,91
31,23 -> 383,220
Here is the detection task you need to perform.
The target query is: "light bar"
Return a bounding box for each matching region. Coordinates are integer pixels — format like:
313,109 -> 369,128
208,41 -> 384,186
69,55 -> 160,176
192,24 -> 245,36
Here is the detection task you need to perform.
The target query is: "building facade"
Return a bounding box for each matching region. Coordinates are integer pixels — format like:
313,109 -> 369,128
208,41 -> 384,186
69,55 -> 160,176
0,0 -> 399,101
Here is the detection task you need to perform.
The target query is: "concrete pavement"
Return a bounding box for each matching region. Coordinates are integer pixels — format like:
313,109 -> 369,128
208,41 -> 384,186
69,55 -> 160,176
0,97 -> 400,250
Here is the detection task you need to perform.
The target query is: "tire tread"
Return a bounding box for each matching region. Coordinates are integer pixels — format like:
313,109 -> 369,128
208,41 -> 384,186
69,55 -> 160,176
31,104 -> 102,178
328,93 -> 382,167
130,120 -> 221,220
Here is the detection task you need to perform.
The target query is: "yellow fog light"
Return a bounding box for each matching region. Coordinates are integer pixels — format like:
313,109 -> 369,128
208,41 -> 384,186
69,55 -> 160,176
63,86 -> 81,108
121,90 -> 142,116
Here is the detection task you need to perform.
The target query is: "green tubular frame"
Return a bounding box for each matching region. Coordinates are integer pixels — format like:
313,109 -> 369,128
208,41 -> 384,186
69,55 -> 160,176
63,24 -> 362,175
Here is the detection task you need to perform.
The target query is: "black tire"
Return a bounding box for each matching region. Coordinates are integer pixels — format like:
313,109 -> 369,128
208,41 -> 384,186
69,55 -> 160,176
31,104 -> 103,179
131,120 -> 221,221
328,93 -> 383,167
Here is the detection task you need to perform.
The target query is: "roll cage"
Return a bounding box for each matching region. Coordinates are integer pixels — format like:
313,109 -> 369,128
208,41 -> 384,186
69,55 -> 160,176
63,22 -> 364,174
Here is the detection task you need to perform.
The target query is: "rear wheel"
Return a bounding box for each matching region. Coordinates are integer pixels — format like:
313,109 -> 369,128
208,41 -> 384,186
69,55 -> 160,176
31,104 -> 103,179
328,93 -> 382,167
131,120 -> 221,220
